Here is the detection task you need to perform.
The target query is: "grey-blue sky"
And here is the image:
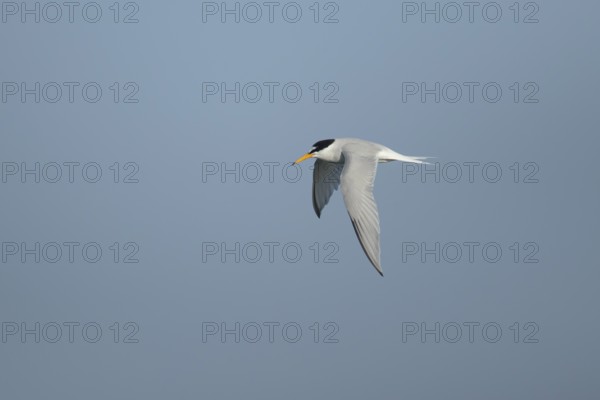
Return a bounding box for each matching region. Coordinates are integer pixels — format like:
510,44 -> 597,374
1,1 -> 599,399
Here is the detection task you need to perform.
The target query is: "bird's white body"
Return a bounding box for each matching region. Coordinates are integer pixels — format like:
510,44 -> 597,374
294,138 -> 429,276
312,138 -> 427,165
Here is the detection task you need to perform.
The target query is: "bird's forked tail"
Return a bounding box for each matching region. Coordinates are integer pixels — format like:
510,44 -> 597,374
384,150 -> 433,165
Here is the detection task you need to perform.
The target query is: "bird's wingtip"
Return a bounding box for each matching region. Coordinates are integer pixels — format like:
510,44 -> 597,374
373,262 -> 384,277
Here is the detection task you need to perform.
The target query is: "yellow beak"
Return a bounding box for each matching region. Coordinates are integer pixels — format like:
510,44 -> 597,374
293,153 -> 314,165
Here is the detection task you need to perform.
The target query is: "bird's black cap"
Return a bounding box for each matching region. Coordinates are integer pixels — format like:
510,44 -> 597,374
309,139 -> 335,154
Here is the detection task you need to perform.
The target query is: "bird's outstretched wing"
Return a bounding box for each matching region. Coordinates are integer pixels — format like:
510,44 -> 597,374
339,149 -> 382,276
312,159 -> 344,218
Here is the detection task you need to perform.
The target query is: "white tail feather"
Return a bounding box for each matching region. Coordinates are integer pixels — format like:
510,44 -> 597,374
377,148 -> 434,164
389,152 -> 433,165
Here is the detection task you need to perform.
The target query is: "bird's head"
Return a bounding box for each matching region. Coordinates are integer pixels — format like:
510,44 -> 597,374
293,139 -> 336,164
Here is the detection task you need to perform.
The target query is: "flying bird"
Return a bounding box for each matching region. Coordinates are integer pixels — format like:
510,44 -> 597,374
294,138 -> 429,276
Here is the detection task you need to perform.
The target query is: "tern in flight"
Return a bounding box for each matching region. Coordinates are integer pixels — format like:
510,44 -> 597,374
294,138 -> 429,276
